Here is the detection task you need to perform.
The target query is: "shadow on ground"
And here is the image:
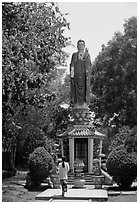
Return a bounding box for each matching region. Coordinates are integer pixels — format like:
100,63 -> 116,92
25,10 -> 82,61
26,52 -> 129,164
24,185 -> 50,192
107,186 -> 137,192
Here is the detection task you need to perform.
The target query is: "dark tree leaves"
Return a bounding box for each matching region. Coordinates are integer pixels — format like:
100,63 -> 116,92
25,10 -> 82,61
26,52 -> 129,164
91,17 -> 137,129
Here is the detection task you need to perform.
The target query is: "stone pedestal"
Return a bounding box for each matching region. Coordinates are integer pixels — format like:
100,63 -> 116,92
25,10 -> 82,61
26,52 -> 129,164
92,175 -> 105,189
73,177 -> 85,188
72,103 -> 91,125
73,159 -> 85,188
50,174 -> 60,189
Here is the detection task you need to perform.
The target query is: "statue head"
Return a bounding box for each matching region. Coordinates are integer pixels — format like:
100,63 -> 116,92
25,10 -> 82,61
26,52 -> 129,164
77,40 -> 85,52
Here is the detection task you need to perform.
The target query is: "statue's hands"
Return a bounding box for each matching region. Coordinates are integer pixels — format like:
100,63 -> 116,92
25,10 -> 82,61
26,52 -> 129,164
85,47 -> 88,53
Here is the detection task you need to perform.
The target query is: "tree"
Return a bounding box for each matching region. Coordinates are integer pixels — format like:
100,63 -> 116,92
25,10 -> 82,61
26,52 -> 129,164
2,2 -> 70,114
91,17 -> 137,129
124,126 -> 137,153
108,126 -> 137,152
2,2 -> 70,169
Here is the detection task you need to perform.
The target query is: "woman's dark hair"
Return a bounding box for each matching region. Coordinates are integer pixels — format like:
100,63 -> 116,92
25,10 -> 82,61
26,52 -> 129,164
62,157 -> 65,168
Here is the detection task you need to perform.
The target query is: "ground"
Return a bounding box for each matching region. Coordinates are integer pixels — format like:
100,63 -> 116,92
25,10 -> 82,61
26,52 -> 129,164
2,171 -> 37,202
2,171 -> 137,202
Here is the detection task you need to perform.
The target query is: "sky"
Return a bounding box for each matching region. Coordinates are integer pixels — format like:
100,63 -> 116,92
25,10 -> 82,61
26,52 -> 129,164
57,1 -> 137,72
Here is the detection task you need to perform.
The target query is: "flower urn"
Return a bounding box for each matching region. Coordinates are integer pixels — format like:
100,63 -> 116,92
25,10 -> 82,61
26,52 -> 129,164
74,159 -> 85,173
73,159 -> 85,188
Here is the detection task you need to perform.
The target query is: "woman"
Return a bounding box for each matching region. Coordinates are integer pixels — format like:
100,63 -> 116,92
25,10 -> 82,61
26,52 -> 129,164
58,157 -> 70,196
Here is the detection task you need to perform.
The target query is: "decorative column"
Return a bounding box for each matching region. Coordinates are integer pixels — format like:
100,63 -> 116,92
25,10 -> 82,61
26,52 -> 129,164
99,139 -> 103,166
69,137 -> 74,172
88,138 -> 94,173
60,139 -> 64,157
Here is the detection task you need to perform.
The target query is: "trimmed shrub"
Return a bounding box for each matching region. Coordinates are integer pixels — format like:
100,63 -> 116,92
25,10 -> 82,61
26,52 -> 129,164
106,145 -> 137,189
28,147 -> 54,185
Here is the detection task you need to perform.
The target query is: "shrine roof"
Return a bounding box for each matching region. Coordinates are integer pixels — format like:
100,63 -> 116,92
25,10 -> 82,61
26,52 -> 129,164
68,126 -> 92,136
58,125 -> 105,139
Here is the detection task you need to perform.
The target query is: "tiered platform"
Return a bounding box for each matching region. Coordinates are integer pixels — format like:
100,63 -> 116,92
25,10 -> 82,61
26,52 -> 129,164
35,186 -> 108,201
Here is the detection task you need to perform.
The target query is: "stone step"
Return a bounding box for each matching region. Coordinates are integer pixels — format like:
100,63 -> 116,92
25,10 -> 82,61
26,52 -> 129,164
68,179 -> 95,183
68,174 -> 94,177
68,180 -> 93,184
35,188 -> 108,201
68,176 -> 94,179
68,171 -> 113,185
68,181 -> 95,185
68,180 -> 93,183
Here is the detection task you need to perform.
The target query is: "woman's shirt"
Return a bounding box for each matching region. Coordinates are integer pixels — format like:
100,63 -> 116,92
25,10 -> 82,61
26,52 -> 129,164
58,162 -> 70,180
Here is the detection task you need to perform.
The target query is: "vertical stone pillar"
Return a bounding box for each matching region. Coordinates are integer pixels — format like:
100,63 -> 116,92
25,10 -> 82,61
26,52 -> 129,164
88,138 -> 94,173
69,137 -> 74,172
60,139 -> 64,157
99,139 -> 103,166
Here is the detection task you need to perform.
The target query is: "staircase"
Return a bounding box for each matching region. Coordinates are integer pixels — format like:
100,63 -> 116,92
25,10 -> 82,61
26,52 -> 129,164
68,171 -> 113,185
68,172 -> 96,185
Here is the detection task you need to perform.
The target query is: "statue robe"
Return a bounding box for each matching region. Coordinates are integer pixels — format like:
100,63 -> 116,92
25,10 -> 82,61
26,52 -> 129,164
70,51 -> 91,105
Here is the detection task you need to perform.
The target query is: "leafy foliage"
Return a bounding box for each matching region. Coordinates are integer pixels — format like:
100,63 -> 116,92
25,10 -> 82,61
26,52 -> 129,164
106,145 -> 137,189
91,17 -> 137,129
109,126 -> 130,152
16,126 -> 46,166
3,2 -> 70,115
124,126 -> 137,153
2,2 -> 70,168
28,147 -> 54,184
107,123 -> 137,189
109,126 -> 137,152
